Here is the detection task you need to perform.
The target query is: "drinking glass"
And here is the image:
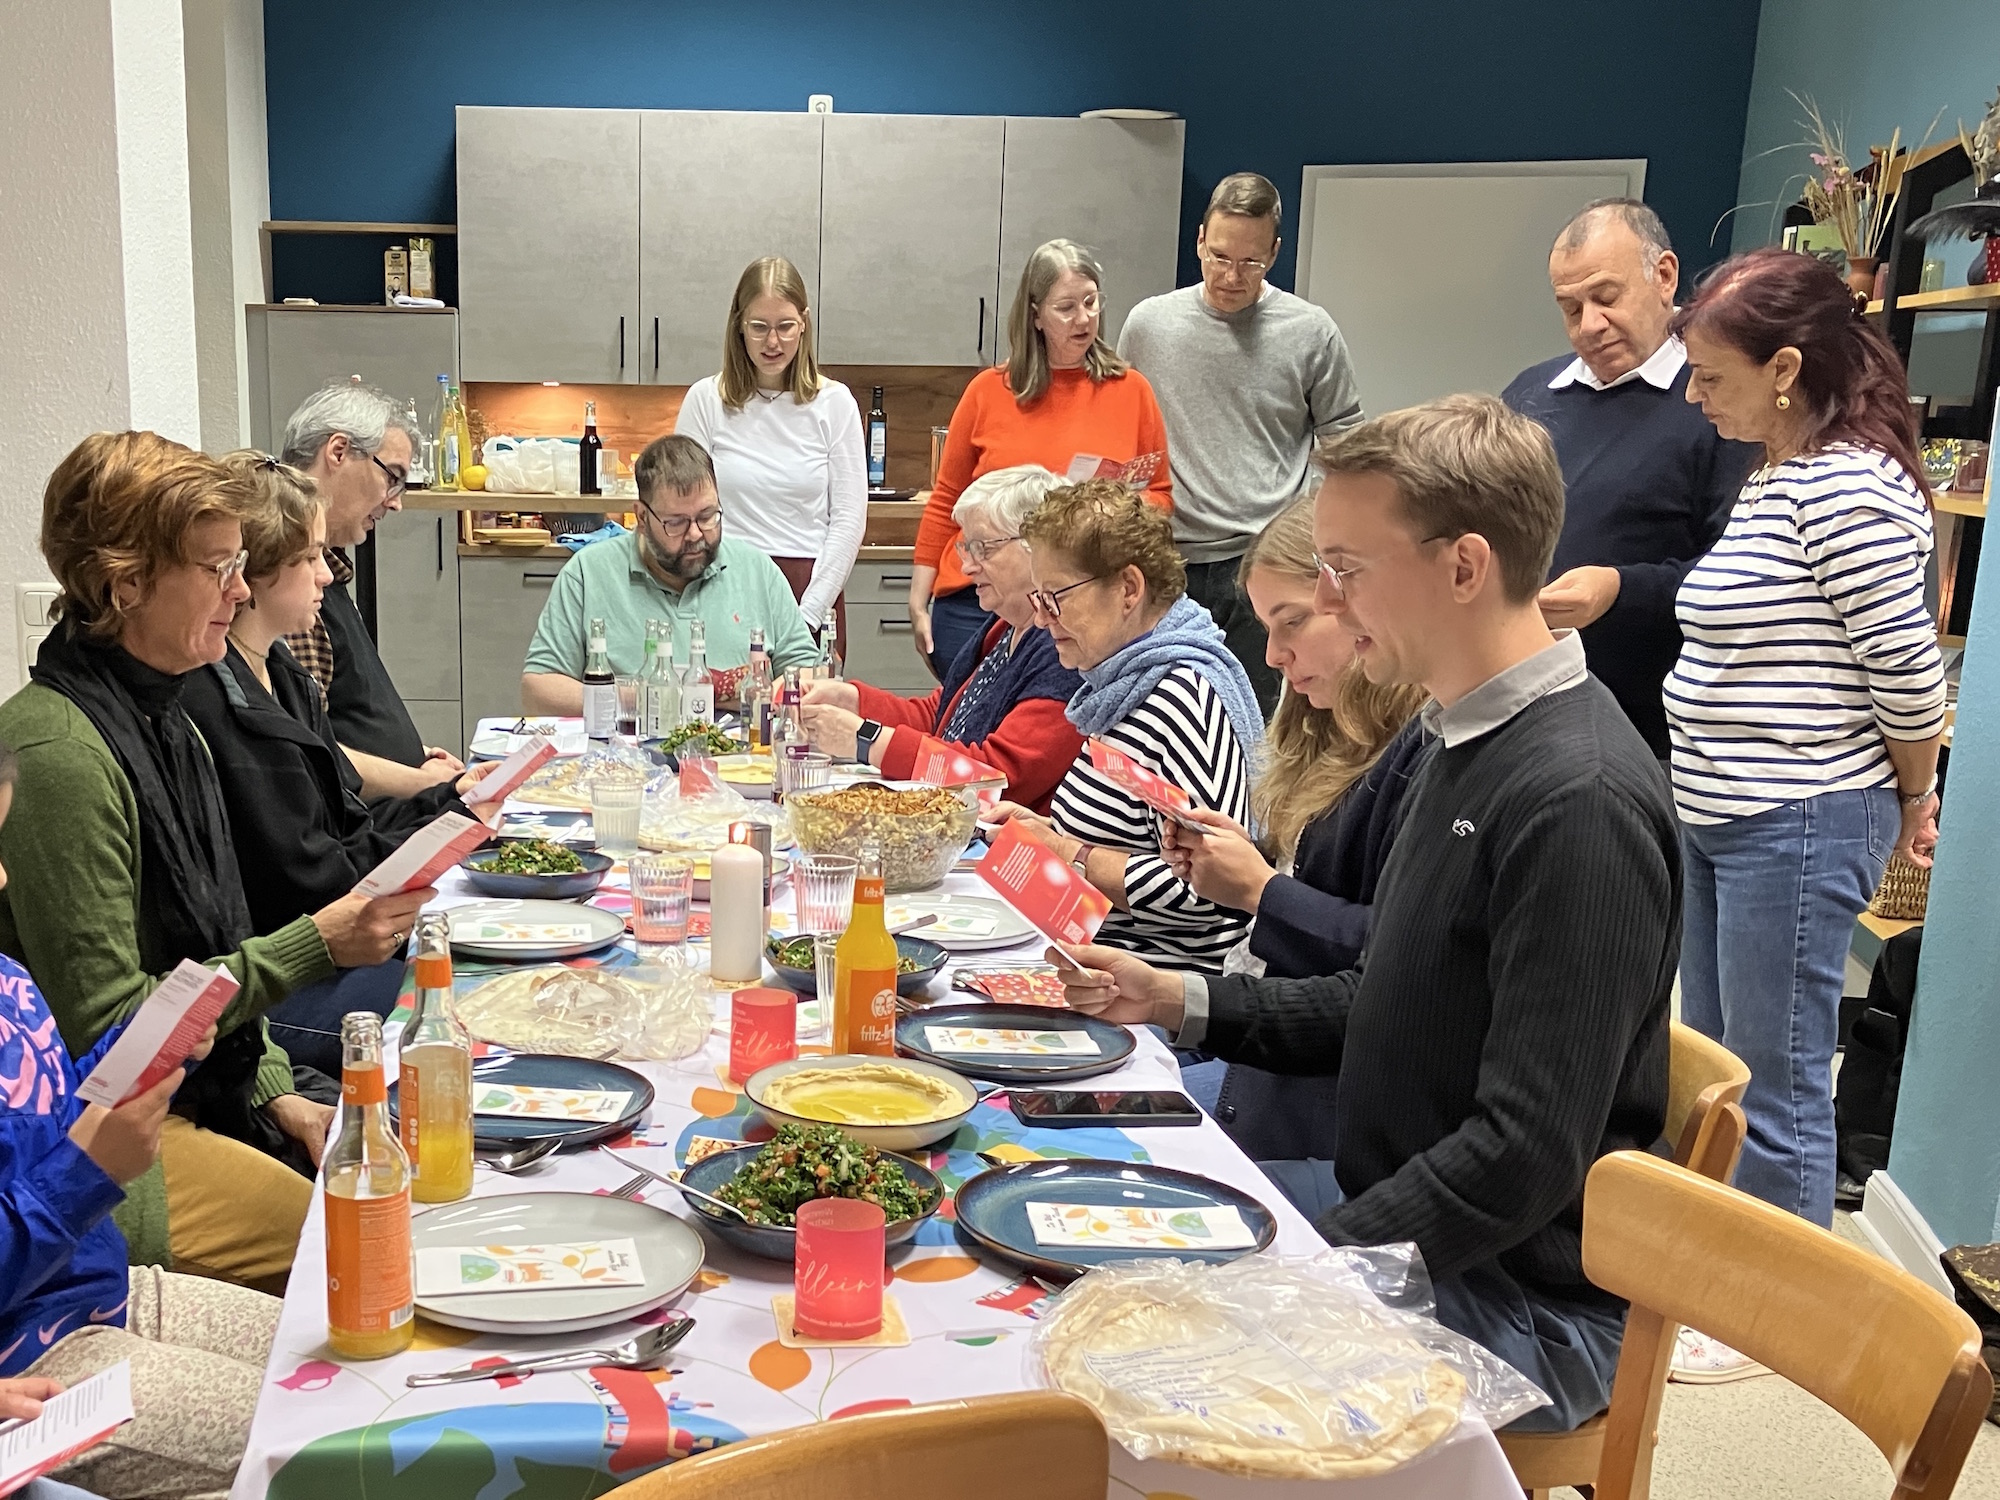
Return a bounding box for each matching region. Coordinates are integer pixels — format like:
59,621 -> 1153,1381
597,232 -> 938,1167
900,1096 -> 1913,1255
615,676 -> 640,737
630,853 -> 694,944
792,751 -> 832,795
802,931 -> 840,1044
794,853 -> 858,936
794,1197 -> 886,1340
729,987 -> 797,1082
590,780 -> 644,857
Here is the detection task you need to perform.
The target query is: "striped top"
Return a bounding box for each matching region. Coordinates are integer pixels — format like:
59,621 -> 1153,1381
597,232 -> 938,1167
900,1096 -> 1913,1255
1666,444 -> 1945,824
1050,664 -> 1253,969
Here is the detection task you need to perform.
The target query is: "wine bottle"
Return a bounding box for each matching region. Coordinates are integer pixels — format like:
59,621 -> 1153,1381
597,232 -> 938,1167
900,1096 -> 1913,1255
579,400 -> 602,496
681,619 -> 715,725
867,385 -> 887,489
582,617 -> 616,738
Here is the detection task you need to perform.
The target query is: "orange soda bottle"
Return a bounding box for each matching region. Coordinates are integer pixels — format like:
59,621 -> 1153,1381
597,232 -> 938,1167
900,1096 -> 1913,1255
325,1012 -> 414,1359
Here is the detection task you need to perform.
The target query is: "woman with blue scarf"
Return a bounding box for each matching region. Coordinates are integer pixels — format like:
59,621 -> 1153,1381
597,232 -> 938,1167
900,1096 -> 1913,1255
992,481 -> 1264,969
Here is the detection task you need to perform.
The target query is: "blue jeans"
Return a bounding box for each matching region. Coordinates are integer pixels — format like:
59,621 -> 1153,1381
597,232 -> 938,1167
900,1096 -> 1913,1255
927,586 -> 994,679
264,960 -> 405,1075
1257,1158 -> 1626,1432
1679,788 -> 1895,1226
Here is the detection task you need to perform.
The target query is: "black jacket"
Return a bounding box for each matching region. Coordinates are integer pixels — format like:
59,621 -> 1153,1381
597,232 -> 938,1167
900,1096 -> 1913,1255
182,641 -> 466,936
321,570 -> 426,767
1215,718 -> 1430,1160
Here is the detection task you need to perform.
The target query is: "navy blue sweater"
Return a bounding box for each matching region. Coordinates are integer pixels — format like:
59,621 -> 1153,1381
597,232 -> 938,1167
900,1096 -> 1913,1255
1502,355 -> 1758,758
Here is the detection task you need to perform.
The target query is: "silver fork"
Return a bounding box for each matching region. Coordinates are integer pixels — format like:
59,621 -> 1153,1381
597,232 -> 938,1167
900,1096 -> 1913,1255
407,1317 -> 695,1388
608,1172 -> 653,1200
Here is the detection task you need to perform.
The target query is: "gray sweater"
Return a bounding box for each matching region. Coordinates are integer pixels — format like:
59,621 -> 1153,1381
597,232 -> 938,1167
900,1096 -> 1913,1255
1118,285 -> 1364,562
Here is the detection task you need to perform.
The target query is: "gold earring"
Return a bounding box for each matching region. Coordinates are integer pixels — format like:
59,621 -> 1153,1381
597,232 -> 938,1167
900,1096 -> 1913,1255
1776,394 -> 1791,410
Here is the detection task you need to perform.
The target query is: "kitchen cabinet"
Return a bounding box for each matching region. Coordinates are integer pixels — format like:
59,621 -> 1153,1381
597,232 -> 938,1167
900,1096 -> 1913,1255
816,115 -> 1006,367
458,551 -> 572,745
457,106 -> 641,384
244,306 -> 458,453
994,118 -> 1187,362
639,111 -> 823,385
842,558 -> 934,693
372,507 -> 462,755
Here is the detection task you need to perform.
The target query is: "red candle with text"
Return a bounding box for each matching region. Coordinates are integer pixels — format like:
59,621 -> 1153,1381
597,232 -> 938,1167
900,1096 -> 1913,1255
728,987 -> 798,1083
793,1197 -> 885,1339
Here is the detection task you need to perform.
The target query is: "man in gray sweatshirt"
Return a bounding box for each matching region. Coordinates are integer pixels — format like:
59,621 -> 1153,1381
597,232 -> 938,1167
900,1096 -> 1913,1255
1119,172 -> 1365,711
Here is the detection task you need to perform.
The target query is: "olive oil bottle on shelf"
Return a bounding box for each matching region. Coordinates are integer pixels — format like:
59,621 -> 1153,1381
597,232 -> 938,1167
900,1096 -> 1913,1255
399,913 -> 473,1205
325,1012 -> 414,1360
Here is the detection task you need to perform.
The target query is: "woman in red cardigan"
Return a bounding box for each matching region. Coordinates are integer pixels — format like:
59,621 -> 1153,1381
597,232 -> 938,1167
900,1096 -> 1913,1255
801,466 -> 1083,814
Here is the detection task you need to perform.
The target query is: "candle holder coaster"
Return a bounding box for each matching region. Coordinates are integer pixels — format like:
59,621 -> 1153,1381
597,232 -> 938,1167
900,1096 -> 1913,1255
771,1294 -> 910,1349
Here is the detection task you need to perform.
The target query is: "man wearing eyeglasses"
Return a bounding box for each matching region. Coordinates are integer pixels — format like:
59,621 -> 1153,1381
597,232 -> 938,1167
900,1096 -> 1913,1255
1118,172 -> 1365,713
279,380 -> 464,800
522,434 -> 818,714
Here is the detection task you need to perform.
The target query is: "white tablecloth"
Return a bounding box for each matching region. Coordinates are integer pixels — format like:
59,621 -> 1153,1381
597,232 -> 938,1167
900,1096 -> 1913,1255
229,865 -> 1519,1500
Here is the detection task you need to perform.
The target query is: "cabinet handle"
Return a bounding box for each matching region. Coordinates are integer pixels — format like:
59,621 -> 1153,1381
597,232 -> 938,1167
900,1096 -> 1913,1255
619,316 -> 626,373
878,618 -> 915,634
435,517 -> 444,574
523,573 -> 561,587
879,573 -> 913,589
976,297 -> 986,360
653,317 -> 660,373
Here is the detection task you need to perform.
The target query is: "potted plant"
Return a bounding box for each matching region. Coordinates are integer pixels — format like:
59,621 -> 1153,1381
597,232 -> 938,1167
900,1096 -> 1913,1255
1793,93 -> 1915,298
1905,87 -> 2000,287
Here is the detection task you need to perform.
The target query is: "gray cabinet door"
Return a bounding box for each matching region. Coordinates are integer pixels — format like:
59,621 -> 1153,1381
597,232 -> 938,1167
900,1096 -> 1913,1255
817,115 -> 1004,367
373,508 -> 460,703
244,308 -> 458,455
843,560 -> 934,693
995,118 -> 1185,363
457,106 -> 641,384
459,553 -> 573,744
640,111 -> 823,385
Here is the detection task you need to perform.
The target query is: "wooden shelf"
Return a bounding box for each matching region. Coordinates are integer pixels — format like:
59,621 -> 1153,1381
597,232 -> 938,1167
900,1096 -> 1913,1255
1858,911 -> 1922,942
262,220 -> 456,235
1935,492 -> 1990,518
1866,283 -> 2000,315
249,302 -> 457,315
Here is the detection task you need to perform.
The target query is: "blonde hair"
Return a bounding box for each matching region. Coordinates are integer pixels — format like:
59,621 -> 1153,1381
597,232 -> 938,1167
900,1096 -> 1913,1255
1005,240 -> 1127,405
1239,499 -> 1426,858
221,451 -> 323,583
717,256 -> 824,410
1021,479 -> 1183,606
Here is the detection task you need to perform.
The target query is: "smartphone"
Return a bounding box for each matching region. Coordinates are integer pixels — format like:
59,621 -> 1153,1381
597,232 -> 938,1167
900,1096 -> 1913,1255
1009,1089 -> 1203,1128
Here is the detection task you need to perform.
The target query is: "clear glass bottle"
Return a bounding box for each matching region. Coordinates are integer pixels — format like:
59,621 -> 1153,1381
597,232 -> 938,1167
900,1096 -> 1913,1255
402,396 -> 431,488
817,609 -> 842,681
644,623 -> 679,738
582,617 -> 616,738
325,1012 -> 414,1359
680,619 -> 715,725
773,665 -> 807,797
399,913 -> 473,1204
745,626 -> 772,749
432,374 -> 460,492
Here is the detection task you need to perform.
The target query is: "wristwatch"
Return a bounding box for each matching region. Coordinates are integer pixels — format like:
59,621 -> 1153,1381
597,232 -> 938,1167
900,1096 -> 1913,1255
1070,841 -> 1096,877
854,719 -> 884,763
1898,775 -> 1939,806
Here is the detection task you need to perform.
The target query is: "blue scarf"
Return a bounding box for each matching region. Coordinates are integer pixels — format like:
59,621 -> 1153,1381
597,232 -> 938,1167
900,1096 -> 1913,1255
1064,593 -> 1267,756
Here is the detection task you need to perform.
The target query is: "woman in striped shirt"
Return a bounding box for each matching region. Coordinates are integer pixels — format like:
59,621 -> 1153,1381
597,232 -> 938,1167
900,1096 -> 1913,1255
986,481 -> 1264,970
1667,247 -> 1945,1239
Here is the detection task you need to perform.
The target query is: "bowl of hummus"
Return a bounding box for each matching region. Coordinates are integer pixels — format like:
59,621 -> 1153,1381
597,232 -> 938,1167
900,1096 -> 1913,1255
744,1054 -> 983,1150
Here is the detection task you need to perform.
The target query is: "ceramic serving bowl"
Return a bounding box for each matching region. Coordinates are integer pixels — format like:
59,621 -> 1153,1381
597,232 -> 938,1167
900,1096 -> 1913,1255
676,1142 -> 944,1261
743,1053 -> 982,1152
763,935 -> 947,999
460,843 -> 614,899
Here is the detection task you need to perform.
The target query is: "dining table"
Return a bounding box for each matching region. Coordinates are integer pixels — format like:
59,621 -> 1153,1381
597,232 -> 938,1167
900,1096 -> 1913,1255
227,812 -> 1525,1500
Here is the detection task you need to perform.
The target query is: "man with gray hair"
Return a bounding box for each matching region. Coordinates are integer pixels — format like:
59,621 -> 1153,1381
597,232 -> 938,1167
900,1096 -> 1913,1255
278,378 -> 463,798
1502,198 -> 1758,760
1119,171 -> 1364,712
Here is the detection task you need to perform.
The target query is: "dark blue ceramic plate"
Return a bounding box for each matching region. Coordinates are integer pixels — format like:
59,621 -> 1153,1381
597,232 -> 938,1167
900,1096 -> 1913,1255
460,843 -> 613,900
764,935 -> 948,999
952,1158 -> 1277,1282
389,1052 -> 654,1149
677,1143 -> 944,1261
894,1002 -> 1135,1084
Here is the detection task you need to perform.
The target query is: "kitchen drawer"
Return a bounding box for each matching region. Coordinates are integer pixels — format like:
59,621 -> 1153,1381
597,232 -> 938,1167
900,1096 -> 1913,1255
843,600 -> 935,694
459,554 -> 571,742
845,560 -> 918,608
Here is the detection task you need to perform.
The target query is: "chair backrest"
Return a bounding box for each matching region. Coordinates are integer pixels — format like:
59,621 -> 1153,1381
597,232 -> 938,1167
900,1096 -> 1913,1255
1584,1152 -> 1992,1500
1665,1022 -> 1751,1182
610,1391 -> 1110,1500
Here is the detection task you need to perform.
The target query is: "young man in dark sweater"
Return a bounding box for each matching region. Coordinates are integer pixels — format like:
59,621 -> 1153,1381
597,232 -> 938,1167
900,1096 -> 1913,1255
1501,199 -> 1758,759
1059,394 -> 1679,1433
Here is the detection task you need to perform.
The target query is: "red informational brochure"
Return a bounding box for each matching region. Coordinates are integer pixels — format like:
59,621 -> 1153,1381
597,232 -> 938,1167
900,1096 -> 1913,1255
1084,739 -> 1207,836
462,738 -> 557,806
975,820 -> 1112,947
0,1362 -> 134,1497
910,735 -> 1007,812
1064,451 -> 1165,487
76,961 -> 239,1108
356,811 -> 488,896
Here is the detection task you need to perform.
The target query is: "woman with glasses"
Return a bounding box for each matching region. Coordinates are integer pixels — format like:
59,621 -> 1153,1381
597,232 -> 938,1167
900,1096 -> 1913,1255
988,481 -> 1262,970
676,256 -> 865,636
0,433 -> 432,1289
799,466 -> 1083,814
910,240 -> 1173,676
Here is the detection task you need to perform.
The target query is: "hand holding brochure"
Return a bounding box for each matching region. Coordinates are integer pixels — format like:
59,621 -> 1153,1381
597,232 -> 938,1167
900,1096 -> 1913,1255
462,738 -> 557,807
356,812 -> 488,896
1085,739 -> 1207,836
0,1362 -> 133,1497
76,960 -> 238,1108
974,820 -> 1111,947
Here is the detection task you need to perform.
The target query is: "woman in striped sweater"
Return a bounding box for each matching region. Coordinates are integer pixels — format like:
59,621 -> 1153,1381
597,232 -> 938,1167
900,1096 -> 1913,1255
1668,248 -> 1945,1245
987,481 -> 1264,970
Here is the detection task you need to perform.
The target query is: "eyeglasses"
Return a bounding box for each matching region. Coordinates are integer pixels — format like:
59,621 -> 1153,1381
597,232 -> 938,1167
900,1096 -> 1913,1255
201,550 -> 250,591
1027,576 -> 1104,620
367,451 -> 407,498
1038,294 -> 1101,325
1200,247 -> 1272,278
744,319 -> 803,343
954,534 -> 1021,565
1312,534 -> 1456,600
641,501 -> 724,542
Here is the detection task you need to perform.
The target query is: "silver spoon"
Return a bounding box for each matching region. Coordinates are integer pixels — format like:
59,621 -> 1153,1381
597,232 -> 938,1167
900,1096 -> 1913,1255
407,1316 -> 695,1387
477,1137 -> 564,1174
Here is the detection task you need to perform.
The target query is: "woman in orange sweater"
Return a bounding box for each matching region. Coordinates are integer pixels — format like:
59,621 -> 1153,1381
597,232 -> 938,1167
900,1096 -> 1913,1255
910,239 -> 1172,674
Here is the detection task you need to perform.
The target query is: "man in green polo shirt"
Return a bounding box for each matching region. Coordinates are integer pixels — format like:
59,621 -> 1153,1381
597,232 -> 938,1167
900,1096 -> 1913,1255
522,434 -> 818,713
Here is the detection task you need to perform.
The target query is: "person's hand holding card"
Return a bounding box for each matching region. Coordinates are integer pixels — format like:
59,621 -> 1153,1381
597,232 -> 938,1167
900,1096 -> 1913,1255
1047,944 -> 1183,1029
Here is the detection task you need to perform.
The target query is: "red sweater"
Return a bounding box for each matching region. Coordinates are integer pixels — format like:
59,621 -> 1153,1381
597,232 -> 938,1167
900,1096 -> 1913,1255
854,623 -> 1083,815
915,365 -> 1173,595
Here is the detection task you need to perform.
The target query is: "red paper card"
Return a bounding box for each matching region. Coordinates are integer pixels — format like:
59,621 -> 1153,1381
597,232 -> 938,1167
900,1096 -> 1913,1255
463,738 -> 557,806
974,821 -> 1111,947
356,811 -> 488,896
910,735 -> 1006,812
1064,451 -> 1164,487
1084,739 -> 1207,835
75,961 -> 239,1108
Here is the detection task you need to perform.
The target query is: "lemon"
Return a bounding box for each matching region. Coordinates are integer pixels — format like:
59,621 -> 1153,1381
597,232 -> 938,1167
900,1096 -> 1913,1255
461,464 -> 488,491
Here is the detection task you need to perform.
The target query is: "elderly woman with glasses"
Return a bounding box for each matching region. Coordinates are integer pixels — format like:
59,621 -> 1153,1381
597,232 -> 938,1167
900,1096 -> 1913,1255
800,466 -> 1083,814
987,480 -> 1265,970
0,433 -> 432,1289
909,240 -> 1173,676
676,256 -> 866,640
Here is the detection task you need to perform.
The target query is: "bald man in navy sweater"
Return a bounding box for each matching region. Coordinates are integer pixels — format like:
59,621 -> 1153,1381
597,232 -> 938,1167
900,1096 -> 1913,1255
1502,199 -> 1758,760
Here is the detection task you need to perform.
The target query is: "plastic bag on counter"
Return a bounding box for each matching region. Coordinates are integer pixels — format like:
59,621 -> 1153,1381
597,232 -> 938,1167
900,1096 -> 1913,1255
481,435 -> 572,494
449,955 -> 710,1062
1031,1251 -> 1548,1481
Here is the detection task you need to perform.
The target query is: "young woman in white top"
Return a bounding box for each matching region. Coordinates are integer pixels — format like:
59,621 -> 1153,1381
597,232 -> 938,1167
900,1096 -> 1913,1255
675,256 -> 866,632
1667,247 -> 1944,1258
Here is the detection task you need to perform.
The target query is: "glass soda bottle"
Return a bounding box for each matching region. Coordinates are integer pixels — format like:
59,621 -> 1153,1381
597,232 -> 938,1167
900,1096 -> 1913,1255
325,1012 -> 414,1360
400,912 -> 473,1204
644,622 -> 679,737
817,609 -> 842,681
582,617 -> 616,738
681,620 -> 715,725
833,842 -> 898,1056
746,626 -> 772,749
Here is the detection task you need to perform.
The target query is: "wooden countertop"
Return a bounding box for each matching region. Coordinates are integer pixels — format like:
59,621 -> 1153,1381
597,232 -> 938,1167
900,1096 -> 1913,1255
457,541 -> 917,564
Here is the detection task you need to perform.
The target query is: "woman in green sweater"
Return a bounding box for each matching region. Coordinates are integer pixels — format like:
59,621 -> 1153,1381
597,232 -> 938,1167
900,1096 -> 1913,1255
0,432 -> 431,1288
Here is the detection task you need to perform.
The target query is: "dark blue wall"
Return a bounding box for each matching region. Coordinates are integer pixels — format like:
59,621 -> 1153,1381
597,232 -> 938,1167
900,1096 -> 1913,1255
266,0 -> 1764,291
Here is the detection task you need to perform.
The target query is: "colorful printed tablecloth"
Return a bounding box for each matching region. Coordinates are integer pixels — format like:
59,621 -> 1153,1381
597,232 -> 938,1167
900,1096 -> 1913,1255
230,871 -> 1520,1500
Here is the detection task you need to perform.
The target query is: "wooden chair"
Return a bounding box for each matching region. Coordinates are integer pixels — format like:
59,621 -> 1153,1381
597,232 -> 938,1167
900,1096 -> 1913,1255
1584,1151 -> 1992,1500
1500,1022 -> 1751,1497
608,1391 -> 1109,1500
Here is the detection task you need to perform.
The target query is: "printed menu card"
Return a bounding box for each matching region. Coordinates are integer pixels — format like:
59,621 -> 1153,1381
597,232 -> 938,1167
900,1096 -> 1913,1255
974,820 -> 1111,947
76,961 -> 238,1108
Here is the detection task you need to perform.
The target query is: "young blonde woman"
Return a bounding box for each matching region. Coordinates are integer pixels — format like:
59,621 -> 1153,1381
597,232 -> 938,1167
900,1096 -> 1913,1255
1160,499 -> 1427,1158
674,257 -> 866,633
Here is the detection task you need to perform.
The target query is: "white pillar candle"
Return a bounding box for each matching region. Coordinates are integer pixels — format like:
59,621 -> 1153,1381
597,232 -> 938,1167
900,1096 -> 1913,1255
708,842 -> 766,983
